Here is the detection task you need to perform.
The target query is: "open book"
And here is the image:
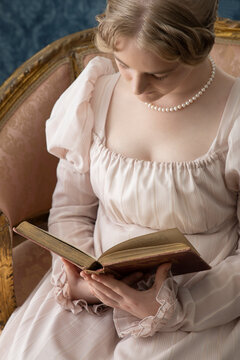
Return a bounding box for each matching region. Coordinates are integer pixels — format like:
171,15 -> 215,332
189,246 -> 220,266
14,221 -> 211,277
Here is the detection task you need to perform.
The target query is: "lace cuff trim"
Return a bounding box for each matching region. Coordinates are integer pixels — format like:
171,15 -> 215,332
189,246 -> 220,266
114,277 -> 177,338
54,265 -> 107,315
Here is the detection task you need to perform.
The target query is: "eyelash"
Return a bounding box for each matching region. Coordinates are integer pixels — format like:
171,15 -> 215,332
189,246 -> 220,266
117,61 -> 168,81
152,74 -> 168,81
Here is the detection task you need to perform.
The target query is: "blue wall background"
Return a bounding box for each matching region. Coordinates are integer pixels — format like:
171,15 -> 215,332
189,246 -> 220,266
0,0 -> 239,85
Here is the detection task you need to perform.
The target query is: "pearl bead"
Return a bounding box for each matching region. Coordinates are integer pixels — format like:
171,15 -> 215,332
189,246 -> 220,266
145,56 -> 216,113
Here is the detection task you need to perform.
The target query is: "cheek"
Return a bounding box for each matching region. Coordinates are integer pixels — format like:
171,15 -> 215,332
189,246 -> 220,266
154,73 -> 184,93
171,70 -> 191,87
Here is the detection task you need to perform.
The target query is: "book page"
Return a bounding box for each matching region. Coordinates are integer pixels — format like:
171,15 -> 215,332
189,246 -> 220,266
99,228 -> 196,261
14,222 -> 96,269
100,243 -> 189,265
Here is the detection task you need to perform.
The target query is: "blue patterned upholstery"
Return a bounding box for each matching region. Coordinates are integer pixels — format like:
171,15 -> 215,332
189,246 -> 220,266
0,0 -> 106,84
219,0 -> 240,20
0,0 -> 239,85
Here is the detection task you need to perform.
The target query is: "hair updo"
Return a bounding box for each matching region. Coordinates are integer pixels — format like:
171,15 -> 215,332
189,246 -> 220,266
95,0 -> 219,65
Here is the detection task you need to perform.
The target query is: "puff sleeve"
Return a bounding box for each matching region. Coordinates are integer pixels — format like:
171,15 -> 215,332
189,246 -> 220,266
45,56 -> 115,314
46,56 -> 115,173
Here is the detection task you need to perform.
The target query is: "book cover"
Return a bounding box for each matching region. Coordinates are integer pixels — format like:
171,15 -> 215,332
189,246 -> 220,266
14,221 -> 211,276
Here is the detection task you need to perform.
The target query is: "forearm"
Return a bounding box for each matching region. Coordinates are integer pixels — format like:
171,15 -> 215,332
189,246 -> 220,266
48,159 -> 98,254
48,159 -> 102,311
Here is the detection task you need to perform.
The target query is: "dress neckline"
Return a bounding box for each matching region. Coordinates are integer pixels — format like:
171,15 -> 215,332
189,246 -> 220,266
93,73 -> 240,167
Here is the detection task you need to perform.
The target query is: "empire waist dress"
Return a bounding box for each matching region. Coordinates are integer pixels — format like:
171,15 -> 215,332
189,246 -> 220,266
0,57 -> 240,360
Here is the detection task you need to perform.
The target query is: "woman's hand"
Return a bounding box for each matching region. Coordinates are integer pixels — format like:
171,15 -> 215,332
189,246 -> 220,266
81,263 -> 171,319
61,258 -> 101,304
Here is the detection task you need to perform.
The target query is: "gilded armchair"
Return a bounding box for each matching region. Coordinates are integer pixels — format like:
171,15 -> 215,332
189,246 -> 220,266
0,27 -> 104,330
1,19 -> 240,331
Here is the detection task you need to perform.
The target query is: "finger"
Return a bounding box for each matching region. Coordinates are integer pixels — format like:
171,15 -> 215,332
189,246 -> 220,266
91,273 -> 134,298
88,276 -> 123,302
61,258 -> 81,279
122,272 -> 143,286
80,271 -> 92,280
89,285 -> 119,308
154,263 -> 172,287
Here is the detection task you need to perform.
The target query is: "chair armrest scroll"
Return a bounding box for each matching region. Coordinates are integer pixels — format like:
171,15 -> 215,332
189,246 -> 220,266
0,211 -> 16,330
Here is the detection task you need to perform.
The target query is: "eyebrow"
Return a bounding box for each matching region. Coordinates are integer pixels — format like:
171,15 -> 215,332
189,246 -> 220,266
114,55 -> 176,75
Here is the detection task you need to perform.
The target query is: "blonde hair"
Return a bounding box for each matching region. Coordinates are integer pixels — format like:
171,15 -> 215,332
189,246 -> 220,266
96,0 -> 219,65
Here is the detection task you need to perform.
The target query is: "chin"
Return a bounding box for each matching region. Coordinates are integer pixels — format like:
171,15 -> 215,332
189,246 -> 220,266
137,93 -> 161,103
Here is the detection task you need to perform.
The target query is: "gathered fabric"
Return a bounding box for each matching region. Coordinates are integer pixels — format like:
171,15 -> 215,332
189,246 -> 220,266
0,56 -> 240,359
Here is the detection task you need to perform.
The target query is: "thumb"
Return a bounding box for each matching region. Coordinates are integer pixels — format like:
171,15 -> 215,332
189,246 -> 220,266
154,263 -> 171,289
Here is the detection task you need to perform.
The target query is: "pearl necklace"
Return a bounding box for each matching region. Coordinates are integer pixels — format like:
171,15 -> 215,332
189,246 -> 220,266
145,56 -> 216,113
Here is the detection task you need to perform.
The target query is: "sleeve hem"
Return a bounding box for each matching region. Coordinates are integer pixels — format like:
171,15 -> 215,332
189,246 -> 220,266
113,276 -> 178,338
53,264 -> 108,316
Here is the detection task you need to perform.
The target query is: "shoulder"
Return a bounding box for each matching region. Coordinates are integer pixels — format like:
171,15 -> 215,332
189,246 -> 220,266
45,56 -> 118,172
225,110 -> 240,192
67,56 -> 117,101
91,71 -> 120,114
226,78 -> 240,135
217,76 -> 240,140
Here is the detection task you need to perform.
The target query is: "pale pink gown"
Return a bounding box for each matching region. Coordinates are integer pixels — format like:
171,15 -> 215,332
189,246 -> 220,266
0,57 -> 240,359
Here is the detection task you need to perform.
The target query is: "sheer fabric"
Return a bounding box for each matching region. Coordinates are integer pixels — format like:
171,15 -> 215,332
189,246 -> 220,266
0,57 -> 240,359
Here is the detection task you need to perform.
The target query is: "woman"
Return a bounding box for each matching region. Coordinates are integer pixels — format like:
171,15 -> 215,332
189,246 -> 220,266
1,0 -> 239,358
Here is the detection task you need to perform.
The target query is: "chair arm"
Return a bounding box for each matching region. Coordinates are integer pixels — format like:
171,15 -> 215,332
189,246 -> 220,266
0,211 -> 16,330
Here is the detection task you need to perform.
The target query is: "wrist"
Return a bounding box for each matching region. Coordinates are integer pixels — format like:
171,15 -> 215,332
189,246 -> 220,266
67,279 -> 101,304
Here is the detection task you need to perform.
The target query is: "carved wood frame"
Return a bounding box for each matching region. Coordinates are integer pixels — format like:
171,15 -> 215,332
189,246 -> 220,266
1,18 -> 240,330
215,17 -> 240,41
0,27 -> 97,330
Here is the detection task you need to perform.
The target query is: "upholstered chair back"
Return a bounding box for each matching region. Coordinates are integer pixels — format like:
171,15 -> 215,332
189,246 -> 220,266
0,20 -> 240,330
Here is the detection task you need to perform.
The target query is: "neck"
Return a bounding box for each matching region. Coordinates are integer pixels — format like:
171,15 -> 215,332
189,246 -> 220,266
162,58 -> 212,105
145,57 -> 216,113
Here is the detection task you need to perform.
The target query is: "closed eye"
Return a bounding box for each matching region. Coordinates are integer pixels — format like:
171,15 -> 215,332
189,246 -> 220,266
115,57 -> 169,81
152,74 -> 168,80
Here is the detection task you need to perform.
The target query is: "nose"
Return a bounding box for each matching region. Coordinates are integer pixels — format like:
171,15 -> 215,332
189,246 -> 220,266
131,72 -> 148,95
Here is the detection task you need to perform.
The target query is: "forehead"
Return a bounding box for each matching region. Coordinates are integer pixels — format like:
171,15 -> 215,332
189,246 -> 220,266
114,36 -> 180,73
